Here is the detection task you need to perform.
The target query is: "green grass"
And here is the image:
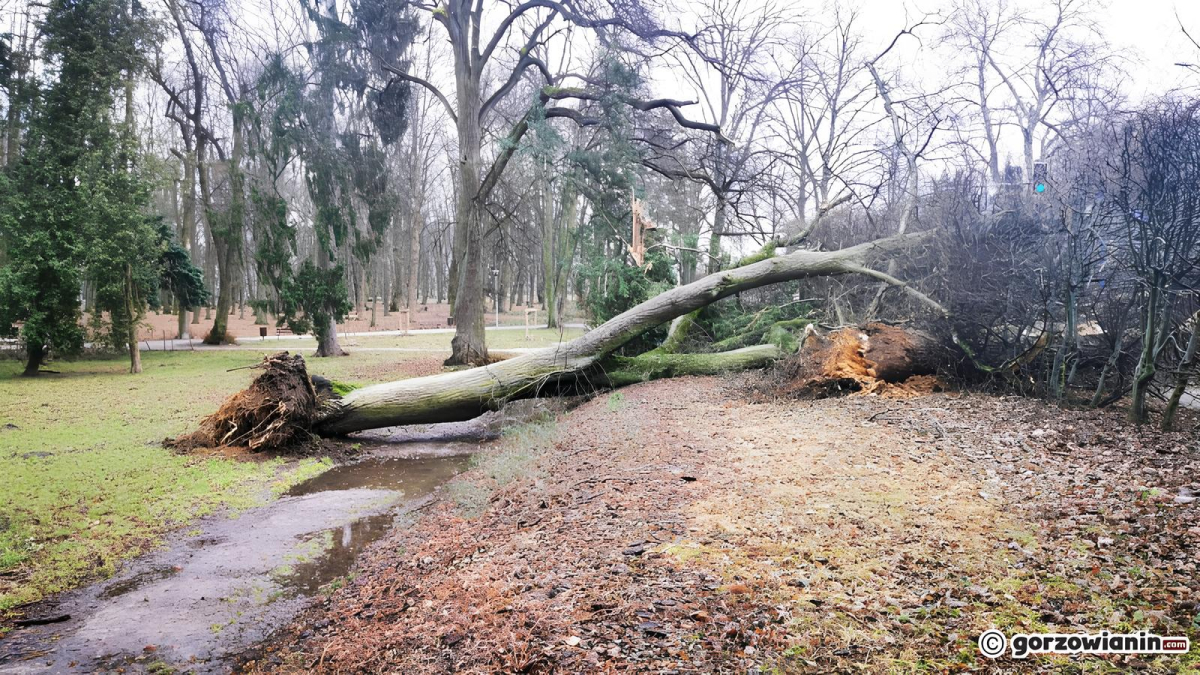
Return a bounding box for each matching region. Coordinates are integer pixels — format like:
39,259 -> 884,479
0,346 -> 444,614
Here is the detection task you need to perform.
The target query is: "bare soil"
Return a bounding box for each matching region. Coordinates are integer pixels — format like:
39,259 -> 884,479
241,377 -> 1200,673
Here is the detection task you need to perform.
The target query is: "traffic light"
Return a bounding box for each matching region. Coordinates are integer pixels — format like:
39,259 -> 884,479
1032,162 -> 1048,194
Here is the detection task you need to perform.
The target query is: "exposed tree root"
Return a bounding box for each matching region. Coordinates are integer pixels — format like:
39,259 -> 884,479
167,352 -> 322,452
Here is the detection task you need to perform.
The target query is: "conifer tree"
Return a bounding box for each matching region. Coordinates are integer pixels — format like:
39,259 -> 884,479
0,0 -> 155,375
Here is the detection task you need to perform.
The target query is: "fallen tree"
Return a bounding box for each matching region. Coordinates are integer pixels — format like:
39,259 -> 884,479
314,231 -> 933,435
172,230 -> 942,449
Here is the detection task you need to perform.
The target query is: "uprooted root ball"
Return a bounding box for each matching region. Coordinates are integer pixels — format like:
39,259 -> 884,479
168,352 -> 322,452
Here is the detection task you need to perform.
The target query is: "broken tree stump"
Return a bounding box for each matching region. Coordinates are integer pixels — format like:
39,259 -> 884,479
781,323 -> 944,397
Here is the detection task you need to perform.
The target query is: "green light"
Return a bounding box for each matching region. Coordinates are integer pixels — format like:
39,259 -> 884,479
1034,182 -> 1046,193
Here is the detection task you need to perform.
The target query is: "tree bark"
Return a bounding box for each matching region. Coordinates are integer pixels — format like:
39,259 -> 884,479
22,342 -> 46,377
315,316 -> 347,357
316,231 -> 929,434
125,264 -> 143,374
1129,282 -> 1161,423
1162,312 -> 1199,431
446,46 -> 488,365
204,106 -> 245,345
594,345 -> 783,387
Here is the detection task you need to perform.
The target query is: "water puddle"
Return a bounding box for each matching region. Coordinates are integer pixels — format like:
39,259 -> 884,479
97,565 -> 179,600
276,514 -> 394,595
287,453 -> 473,496
0,443 -> 476,674
278,452 -> 473,593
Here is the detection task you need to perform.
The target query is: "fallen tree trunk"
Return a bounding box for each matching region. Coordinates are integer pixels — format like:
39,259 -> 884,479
315,231 -> 931,435
593,344 -> 785,388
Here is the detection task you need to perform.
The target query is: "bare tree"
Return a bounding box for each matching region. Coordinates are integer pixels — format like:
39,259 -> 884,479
770,8 -> 875,245
670,0 -> 791,272
1111,100 -> 1200,423
379,0 -> 729,365
863,18 -> 947,320
982,0 -> 1110,180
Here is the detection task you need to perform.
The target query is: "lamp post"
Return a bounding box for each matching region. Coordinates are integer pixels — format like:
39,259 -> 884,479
491,267 -> 500,328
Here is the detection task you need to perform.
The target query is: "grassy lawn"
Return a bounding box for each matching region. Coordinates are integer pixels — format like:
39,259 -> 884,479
0,346 -> 458,617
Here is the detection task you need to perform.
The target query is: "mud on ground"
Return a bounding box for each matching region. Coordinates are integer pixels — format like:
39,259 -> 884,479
244,376 -> 1200,674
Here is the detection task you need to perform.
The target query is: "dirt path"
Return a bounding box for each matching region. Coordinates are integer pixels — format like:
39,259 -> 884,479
246,378 -> 1197,672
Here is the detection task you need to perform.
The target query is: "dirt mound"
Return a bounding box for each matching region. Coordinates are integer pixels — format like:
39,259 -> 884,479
776,323 -> 945,398
168,352 -> 322,452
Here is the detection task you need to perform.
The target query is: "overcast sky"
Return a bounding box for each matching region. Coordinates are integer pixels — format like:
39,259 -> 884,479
804,0 -> 1200,98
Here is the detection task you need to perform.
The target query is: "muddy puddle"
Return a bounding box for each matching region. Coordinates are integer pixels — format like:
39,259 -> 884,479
287,453 -> 472,496
0,442 -> 475,674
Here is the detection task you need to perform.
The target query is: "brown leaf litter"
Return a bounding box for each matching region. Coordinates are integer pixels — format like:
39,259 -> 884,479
238,376 -> 1198,673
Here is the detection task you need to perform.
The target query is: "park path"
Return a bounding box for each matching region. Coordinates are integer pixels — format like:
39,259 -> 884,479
245,379 -> 1028,672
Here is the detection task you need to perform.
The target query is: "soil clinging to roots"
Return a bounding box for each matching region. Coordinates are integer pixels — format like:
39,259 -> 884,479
168,352 -> 322,452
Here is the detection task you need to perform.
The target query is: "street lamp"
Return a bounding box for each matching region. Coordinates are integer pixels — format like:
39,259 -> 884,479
490,267 -> 501,328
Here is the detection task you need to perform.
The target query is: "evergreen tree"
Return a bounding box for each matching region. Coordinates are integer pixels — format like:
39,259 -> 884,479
571,58 -> 675,340
155,221 -> 209,316
0,0 -> 154,375
246,0 -> 415,356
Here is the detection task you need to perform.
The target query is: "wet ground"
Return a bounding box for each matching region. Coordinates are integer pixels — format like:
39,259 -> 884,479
0,441 -> 476,674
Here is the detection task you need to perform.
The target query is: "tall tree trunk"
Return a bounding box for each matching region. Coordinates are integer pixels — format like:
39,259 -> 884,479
22,342 -> 46,377
499,254 -> 512,314
369,275 -> 377,328
540,164 -> 558,328
433,241 -> 444,304
316,314 -> 346,357
313,240 -> 347,357
206,236 -> 235,343
447,53 -> 488,365
545,184 -> 580,328
125,264 -> 142,374
205,109 -> 245,344
407,214 -> 422,311
177,152 -> 196,339
354,261 -> 366,318
707,194 -> 727,274
1090,331 -> 1125,407
1129,283 -> 1160,423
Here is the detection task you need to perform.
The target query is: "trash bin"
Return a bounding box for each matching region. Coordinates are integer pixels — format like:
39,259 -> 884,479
259,326 -> 268,340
